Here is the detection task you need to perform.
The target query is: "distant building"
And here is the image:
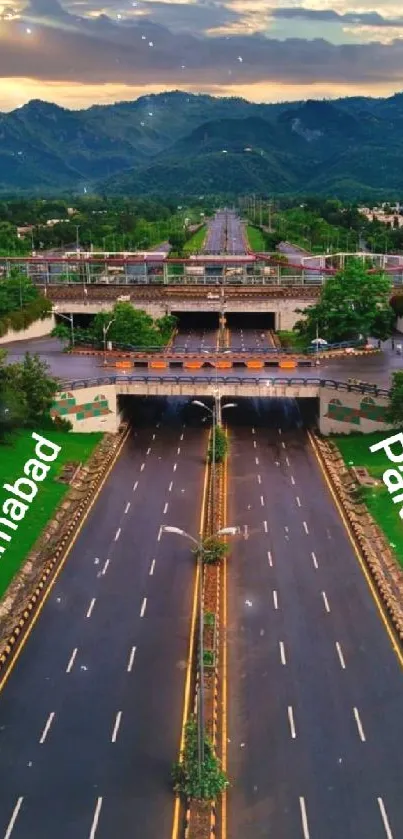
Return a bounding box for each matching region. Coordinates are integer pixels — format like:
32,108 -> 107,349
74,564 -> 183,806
45,218 -> 70,227
17,225 -> 34,239
358,206 -> 403,227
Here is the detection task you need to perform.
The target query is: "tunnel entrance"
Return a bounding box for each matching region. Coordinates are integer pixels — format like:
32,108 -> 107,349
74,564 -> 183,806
225,313 -> 275,331
171,311 -> 219,331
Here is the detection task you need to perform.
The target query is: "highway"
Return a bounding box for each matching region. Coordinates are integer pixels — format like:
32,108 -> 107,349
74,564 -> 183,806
0,401 -> 206,839
203,210 -> 246,255
226,400 -> 403,839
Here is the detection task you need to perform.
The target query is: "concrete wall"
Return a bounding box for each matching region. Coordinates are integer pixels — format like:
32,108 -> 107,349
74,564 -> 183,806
396,316 -> 403,334
319,387 -> 392,435
51,384 -> 118,432
0,314 -> 56,344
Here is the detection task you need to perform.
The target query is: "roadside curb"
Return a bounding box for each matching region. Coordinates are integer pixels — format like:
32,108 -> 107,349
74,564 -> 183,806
0,426 -> 130,674
310,431 -> 403,648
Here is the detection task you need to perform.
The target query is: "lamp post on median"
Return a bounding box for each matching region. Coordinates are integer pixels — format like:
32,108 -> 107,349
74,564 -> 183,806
161,525 -> 241,778
103,317 -> 115,365
191,399 -> 237,523
52,306 -> 75,348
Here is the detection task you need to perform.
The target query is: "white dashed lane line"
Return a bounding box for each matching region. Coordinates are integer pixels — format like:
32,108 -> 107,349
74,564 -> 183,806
299,797 -> 310,839
257,474 -> 261,484
39,712 -> 55,744
336,642 -> 346,669
273,590 -> 278,610
101,558 -> 110,576
255,457 -> 259,466
173,463 -> 177,472
296,496 -> 301,507
311,551 -> 318,569
114,528 -> 121,542
288,705 -> 296,738
86,598 -> 96,619
127,646 -> 136,673
66,648 -> 78,673
263,520 -> 268,533
140,463 -> 145,472
322,591 -> 330,613
177,447 -> 181,455
111,711 -> 122,743
291,476 -> 295,485
303,521 -> 309,535
149,558 -> 156,575
279,641 -> 286,665
124,502 -> 130,514
378,798 -> 394,839
260,495 -> 265,507
169,481 -> 173,492
163,502 -> 168,515
267,551 -> 273,566
4,798 -> 24,839
132,481 -> 138,492
146,448 -> 151,455
353,707 -> 366,742
140,597 -> 147,618
89,797 -> 103,839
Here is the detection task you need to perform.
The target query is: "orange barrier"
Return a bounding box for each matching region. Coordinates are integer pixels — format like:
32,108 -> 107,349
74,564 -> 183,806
279,360 -> 296,369
150,360 -> 168,369
216,360 -> 233,369
116,360 -> 133,369
185,360 -> 203,369
246,360 -> 264,369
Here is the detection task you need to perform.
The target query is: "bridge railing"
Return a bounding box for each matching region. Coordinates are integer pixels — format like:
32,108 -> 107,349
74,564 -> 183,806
58,374 -> 390,398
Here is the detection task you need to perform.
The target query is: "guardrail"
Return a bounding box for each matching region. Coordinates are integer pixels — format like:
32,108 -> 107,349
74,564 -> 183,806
71,340 -> 365,355
59,375 -> 390,397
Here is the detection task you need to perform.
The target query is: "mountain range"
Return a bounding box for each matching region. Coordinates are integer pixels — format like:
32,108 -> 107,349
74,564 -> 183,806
2,90 -> 403,198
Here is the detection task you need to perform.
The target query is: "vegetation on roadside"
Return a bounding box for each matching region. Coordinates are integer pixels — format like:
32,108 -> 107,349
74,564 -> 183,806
0,270 -> 52,337
277,330 -> 309,351
386,371 -> 403,426
172,719 -> 228,801
52,302 -> 177,350
0,429 -> 102,597
0,350 -> 65,440
246,224 -> 267,251
208,426 -> 228,463
332,431 -> 403,569
197,535 -> 229,565
294,258 -> 394,344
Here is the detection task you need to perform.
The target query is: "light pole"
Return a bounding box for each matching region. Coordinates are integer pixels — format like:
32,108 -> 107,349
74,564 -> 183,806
103,317 -> 115,365
161,525 -> 240,777
75,225 -> 80,253
52,306 -> 75,347
192,398 -> 236,522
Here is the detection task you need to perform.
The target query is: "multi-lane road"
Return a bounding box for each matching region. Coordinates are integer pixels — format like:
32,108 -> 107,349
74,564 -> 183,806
227,401 -> 403,838
0,401 -> 207,839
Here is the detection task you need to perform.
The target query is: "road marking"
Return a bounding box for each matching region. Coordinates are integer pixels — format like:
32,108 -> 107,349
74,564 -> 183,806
40,711 -> 55,744
252,427 -> 255,434
140,462 -> 145,472
140,597 -> 147,618
278,428 -> 282,435
149,558 -> 156,575
303,521 -> 309,534
180,433 -> 184,441
336,642 -> 346,669
257,474 -> 261,484
296,496 -> 301,507
311,551 -> 318,569
102,558 -> 110,576
255,457 -> 259,465
273,590 -> 278,610
322,591 -> 330,613
152,434 -> 156,440
299,797 -> 310,839
133,481 -> 138,492
260,495 -> 265,507
285,456 -> 290,466
164,502 -> 169,515
127,646 -> 136,672
111,711 -> 122,743
282,441 -> 286,449
291,475 -> 295,485
288,705 -> 296,738
4,798 -> 23,839
86,598 -> 96,619
177,447 -> 181,455
279,641 -> 286,665
378,798 -> 394,839
66,648 -> 77,673
169,481 -> 173,492
173,463 -> 177,472
114,528 -> 121,542
156,422 -> 160,428
146,447 -> 151,455
263,520 -> 268,533
157,526 -> 162,541
89,797 -> 103,839
124,502 -> 130,514
253,440 -> 257,448
353,707 -> 366,741
267,550 -> 272,566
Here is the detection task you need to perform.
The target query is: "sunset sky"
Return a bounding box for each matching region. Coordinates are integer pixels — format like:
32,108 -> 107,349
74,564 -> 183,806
1,0 -> 403,111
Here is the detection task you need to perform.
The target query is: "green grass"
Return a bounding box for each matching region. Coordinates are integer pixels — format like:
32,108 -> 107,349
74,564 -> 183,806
183,225 -> 206,254
246,225 -> 266,252
0,429 -> 102,597
277,330 -> 308,351
332,431 -> 403,568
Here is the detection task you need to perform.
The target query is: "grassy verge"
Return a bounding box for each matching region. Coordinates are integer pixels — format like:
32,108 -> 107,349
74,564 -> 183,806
0,430 -> 102,597
183,225 -> 206,253
246,224 -> 266,251
277,329 -> 308,352
331,431 -> 403,568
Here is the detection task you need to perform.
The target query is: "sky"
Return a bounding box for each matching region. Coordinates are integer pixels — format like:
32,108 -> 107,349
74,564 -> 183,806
1,0 -> 403,111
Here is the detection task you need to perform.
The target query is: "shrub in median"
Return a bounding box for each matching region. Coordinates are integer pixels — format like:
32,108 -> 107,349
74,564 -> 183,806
196,536 -> 229,565
172,719 -> 228,801
208,426 -> 228,463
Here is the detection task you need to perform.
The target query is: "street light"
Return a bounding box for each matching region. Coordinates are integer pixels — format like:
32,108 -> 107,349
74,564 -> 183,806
52,306 -> 75,347
161,524 -> 240,776
103,317 -> 115,365
191,399 -> 237,522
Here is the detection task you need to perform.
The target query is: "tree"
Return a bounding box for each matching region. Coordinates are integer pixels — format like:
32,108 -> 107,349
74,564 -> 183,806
168,231 -> 186,254
13,353 -> 58,426
386,371 -> 403,426
91,303 -> 164,348
0,351 -> 27,440
296,258 -> 393,344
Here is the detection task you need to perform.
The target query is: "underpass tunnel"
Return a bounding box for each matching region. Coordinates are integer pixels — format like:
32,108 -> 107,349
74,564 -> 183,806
225,313 -> 275,332
171,312 -> 219,332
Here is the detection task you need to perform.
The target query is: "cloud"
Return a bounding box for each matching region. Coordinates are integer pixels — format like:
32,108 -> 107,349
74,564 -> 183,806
271,7 -> 403,27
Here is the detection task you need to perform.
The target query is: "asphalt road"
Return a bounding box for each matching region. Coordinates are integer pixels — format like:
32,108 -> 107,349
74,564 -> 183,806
226,400 -> 403,839
228,327 -> 275,351
0,401 -> 207,839
2,334 -> 401,387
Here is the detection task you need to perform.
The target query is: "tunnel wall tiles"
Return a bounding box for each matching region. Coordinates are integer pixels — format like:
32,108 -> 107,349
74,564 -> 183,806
51,392 -> 112,421
325,397 -> 388,427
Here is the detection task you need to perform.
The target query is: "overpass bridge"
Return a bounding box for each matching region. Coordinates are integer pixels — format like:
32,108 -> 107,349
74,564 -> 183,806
51,375 -> 390,437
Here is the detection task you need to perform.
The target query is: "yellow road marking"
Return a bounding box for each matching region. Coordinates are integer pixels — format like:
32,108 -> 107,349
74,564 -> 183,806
171,433 -> 210,839
222,428 -> 229,839
0,427 -> 130,695
308,430 -> 403,668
